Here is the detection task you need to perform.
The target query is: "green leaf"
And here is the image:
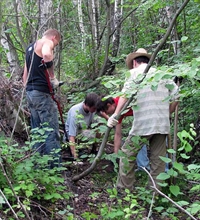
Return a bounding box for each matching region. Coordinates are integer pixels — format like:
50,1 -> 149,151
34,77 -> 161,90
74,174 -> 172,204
187,164 -> 200,170
58,209 -> 68,215
187,203 -> 200,215
151,85 -> 158,91
173,162 -> 185,173
190,185 -> 200,192
167,149 -> 176,154
177,201 -> 189,206
165,83 -> 175,90
169,185 -> 180,197
181,36 -> 188,42
156,172 -> 170,180
44,194 -> 53,200
0,196 -> 5,204
180,153 -> 190,159
167,168 -> 178,177
159,156 -> 171,163
51,193 -> 62,199
25,190 -> 33,197
154,206 -> 164,212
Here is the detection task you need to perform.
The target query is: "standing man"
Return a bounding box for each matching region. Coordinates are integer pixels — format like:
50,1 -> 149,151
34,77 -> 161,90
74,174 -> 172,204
107,48 -> 179,190
23,29 -> 61,168
65,93 -> 100,159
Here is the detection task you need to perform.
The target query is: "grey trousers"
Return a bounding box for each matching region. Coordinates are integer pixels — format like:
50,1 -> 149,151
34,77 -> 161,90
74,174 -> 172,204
116,133 -> 167,190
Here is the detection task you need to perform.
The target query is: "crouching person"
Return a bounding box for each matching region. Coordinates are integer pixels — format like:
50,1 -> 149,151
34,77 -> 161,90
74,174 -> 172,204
65,93 -> 100,159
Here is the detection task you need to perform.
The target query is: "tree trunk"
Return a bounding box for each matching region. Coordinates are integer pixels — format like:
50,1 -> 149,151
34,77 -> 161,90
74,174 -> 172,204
77,0 -> 86,50
165,5 -> 180,55
38,0 -> 54,36
0,75 -> 28,137
1,24 -> 23,80
111,0 -> 123,57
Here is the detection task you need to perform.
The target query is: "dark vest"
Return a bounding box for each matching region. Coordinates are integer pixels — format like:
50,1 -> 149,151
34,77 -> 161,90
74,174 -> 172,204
25,42 -> 50,93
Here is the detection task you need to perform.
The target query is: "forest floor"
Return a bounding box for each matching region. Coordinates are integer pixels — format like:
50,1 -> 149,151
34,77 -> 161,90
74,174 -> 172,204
45,144 -> 200,220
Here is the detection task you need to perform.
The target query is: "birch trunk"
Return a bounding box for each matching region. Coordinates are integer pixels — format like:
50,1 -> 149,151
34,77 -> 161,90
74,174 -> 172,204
38,0 -> 54,36
77,0 -> 86,50
111,0 -> 123,57
90,0 -> 98,45
1,25 -> 22,80
87,0 -> 100,78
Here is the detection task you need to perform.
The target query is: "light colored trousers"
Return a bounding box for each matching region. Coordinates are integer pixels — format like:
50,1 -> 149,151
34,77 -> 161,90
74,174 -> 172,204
117,133 -> 167,190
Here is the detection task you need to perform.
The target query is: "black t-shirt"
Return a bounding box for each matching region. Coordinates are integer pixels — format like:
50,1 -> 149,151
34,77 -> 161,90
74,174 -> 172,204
25,42 -> 50,93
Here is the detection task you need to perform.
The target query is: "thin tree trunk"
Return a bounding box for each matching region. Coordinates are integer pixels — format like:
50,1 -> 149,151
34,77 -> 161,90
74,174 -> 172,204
38,0 -> 54,36
111,0 -> 123,57
1,24 -> 22,79
14,0 -> 26,50
165,5 -> 180,55
77,0 -> 86,50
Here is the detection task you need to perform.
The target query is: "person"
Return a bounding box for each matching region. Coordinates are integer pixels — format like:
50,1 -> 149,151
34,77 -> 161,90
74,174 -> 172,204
96,96 -> 150,170
65,93 -> 100,159
107,48 -> 179,190
96,96 -> 133,153
23,29 -> 62,168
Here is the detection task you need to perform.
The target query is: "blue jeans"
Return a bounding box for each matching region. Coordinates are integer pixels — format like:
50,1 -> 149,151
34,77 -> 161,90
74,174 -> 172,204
136,145 -> 150,170
26,90 -> 61,168
136,145 -> 169,172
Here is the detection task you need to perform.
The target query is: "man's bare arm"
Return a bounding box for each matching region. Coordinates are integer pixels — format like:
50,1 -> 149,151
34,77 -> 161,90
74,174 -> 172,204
170,101 -> 179,114
42,40 -> 55,78
114,123 -> 122,153
69,136 -> 77,158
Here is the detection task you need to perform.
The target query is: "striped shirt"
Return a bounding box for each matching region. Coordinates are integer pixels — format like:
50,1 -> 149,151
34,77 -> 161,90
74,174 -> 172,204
122,64 -> 178,136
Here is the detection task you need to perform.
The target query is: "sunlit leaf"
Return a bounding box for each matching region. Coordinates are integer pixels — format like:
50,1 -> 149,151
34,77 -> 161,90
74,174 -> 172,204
156,172 -> 170,180
181,36 -> 188,42
170,185 -> 180,197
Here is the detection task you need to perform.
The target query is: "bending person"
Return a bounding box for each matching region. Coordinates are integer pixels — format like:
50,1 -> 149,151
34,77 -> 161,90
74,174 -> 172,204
96,96 -> 150,170
65,93 -> 100,159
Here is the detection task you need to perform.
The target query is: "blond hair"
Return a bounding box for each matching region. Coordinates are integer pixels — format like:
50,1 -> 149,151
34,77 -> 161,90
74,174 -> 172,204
43,29 -> 61,42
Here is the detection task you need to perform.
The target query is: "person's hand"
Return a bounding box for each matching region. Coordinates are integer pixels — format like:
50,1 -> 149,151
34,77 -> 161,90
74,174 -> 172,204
107,113 -> 118,127
50,77 -> 59,89
73,161 -> 83,165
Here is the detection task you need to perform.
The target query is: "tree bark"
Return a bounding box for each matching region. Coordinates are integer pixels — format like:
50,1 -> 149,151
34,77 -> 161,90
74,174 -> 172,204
1,24 -> 23,80
111,0 -> 123,57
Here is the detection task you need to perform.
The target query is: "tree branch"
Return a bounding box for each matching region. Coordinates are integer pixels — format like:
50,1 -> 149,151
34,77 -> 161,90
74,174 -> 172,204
0,161 -> 31,220
143,167 -> 197,220
0,189 -> 19,220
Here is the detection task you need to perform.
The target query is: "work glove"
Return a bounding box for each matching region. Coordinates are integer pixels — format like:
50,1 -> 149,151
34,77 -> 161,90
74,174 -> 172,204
50,77 -> 59,89
107,113 -> 118,127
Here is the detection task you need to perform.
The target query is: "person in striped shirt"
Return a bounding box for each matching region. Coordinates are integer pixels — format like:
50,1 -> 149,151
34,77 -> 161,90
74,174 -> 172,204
107,48 -> 179,191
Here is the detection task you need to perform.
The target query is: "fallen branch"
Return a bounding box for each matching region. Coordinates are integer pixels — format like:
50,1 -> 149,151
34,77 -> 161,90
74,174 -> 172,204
143,167 -> 197,220
0,189 -> 19,220
0,161 -> 31,220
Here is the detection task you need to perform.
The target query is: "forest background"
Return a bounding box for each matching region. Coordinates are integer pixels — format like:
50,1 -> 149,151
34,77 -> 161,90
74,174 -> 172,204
0,0 -> 200,219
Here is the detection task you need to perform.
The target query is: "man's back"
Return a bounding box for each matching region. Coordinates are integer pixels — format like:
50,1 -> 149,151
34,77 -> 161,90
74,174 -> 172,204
131,82 -> 171,136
